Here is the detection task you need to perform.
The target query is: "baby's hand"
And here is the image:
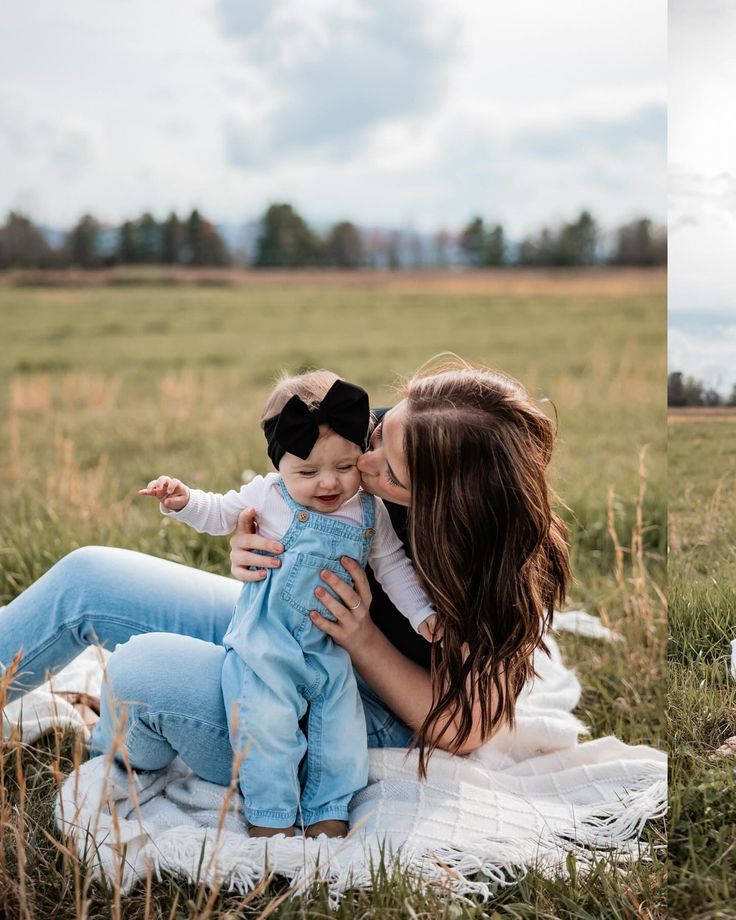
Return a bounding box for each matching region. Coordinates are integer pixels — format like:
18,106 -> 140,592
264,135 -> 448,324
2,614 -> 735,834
418,614 -> 442,643
139,475 -> 191,512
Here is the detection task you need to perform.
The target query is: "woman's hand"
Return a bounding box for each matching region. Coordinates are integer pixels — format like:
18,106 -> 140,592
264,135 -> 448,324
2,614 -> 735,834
139,475 -> 190,512
309,556 -> 378,657
229,508 -> 284,582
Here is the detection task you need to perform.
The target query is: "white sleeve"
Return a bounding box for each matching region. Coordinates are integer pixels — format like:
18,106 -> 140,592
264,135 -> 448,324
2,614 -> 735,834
160,475 -> 269,536
368,499 -> 435,633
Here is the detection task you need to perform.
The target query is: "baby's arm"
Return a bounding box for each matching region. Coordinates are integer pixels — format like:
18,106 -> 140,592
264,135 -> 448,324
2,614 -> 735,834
368,500 -> 442,642
140,475 -> 269,536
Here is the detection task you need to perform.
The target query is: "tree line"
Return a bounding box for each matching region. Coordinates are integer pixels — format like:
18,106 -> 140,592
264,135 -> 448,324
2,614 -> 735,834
0,204 -> 666,271
668,372 -> 736,408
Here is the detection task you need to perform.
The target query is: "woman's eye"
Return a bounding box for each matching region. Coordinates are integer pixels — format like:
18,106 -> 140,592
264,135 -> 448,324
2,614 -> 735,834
386,469 -> 400,487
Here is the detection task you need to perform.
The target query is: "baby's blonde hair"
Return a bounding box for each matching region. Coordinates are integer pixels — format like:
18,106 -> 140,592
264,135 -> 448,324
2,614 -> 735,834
260,369 -> 340,428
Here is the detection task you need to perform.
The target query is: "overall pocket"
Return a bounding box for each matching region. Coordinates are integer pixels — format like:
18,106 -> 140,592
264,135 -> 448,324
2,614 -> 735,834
281,553 -> 354,618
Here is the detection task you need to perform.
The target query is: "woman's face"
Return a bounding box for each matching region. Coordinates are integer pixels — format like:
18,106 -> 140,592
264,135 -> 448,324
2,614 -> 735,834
357,400 -> 412,506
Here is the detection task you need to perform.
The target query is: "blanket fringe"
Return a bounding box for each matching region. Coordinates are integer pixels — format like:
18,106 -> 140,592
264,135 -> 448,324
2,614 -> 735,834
60,773 -> 664,908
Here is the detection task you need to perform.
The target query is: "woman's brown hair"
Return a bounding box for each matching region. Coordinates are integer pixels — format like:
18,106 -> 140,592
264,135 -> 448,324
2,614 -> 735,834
401,360 -> 570,777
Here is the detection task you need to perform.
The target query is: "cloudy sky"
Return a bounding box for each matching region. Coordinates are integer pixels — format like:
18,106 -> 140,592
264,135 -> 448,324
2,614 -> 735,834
1,0 -> 665,236
670,0 -> 736,390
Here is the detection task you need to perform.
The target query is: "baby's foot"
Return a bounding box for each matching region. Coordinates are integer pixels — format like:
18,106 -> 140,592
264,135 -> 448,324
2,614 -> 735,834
305,820 -> 349,838
247,823 -> 296,838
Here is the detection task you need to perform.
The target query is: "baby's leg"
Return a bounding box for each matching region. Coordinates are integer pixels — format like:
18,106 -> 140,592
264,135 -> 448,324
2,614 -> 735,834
221,648 -> 306,833
299,644 -> 368,835
0,546 -> 240,703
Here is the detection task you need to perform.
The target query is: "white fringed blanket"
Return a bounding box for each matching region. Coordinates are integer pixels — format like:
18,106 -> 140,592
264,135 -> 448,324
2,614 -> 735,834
2,612 -> 666,904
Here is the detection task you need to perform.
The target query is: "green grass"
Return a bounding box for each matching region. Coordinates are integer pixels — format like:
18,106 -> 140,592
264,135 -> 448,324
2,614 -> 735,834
669,417 -> 736,918
0,276 -> 666,917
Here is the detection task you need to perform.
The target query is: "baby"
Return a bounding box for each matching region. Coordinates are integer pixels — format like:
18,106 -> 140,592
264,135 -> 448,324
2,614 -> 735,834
140,370 -> 437,839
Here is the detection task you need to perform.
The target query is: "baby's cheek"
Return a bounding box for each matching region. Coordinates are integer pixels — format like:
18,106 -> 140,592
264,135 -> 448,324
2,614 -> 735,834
282,474 -> 308,505
346,470 -> 363,497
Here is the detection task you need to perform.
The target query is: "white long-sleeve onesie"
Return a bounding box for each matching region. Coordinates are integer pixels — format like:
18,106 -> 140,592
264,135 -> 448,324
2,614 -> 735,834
162,473 -> 435,633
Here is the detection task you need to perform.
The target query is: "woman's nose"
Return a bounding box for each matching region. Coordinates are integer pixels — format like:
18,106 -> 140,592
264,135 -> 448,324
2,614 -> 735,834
357,452 -> 378,475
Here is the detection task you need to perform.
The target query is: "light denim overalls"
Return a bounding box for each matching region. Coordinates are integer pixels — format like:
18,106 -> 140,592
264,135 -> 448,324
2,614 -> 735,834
220,478 -> 376,828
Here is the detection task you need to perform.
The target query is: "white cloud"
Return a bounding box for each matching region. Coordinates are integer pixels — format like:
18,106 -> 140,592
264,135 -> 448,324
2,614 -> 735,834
218,0 -> 459,162
669,319 -> 736,392
0,0 -> 666,231
669,1 -> 736,322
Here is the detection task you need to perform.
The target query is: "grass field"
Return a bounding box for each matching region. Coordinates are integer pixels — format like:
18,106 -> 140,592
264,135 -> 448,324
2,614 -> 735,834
669,412 -> 736,918
0,271 -> 666,918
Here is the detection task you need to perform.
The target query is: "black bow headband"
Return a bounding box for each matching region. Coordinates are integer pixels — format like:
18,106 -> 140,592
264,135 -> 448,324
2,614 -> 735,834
263,378 -> 370,468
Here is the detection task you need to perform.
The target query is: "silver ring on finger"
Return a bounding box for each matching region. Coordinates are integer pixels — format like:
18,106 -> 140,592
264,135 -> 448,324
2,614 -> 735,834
349,599 -> 362,610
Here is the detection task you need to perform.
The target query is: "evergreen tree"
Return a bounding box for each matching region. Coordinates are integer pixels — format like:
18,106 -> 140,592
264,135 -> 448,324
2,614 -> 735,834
161,212 -> 183,264
459,217 -> 487,266
683,375 -> 704,407
254,204 -> 325,268
67,214 -> 101,268
186,209 -> 206,265
327,221 -> 363,268
485,224 -> 505,266
137,212 -> 160,263
459,217 -> 506,266
554,210 -> 598,266
612,218 -> 667,266
119,221 -> 137,263
0,212 -> 53,268
668,372 -> 686,407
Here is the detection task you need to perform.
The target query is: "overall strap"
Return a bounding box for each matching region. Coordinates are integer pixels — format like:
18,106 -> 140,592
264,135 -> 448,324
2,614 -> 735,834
359,489 -> 376,531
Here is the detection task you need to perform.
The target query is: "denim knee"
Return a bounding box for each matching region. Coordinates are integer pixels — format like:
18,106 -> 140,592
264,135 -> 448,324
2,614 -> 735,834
55,545 -> 113,587
101,632 -> 169,707
102,632 -> 227,715
93,633 -> 233,781
96,633 -> 176,749
50,546 -> 117,624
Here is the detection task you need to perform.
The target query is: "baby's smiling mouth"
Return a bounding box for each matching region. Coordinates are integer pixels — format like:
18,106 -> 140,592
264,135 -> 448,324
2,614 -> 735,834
316,494 -> 340,505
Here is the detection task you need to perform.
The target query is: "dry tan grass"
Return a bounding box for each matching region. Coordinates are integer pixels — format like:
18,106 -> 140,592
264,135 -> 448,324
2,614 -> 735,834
0,266 -> 666,295
668,407 -> 736,423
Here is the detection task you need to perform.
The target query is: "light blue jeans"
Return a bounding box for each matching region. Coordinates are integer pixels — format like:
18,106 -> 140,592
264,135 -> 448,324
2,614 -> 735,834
0,547 -> 414,793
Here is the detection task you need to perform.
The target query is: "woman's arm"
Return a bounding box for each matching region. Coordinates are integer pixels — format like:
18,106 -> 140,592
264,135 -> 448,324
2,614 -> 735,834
367,500 -> 436,635
228,520 -> 493,752
310,558 -> 493,755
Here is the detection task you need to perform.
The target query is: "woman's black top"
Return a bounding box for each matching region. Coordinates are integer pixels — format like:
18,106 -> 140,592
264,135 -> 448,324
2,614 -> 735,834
365,409 -> 432,671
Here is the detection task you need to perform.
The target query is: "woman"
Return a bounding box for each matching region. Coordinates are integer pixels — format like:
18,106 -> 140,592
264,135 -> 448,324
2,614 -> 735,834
1,361 -> 569,790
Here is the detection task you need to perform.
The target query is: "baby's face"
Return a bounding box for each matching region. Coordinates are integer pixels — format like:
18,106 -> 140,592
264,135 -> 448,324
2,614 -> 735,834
279,426 -> 363,513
